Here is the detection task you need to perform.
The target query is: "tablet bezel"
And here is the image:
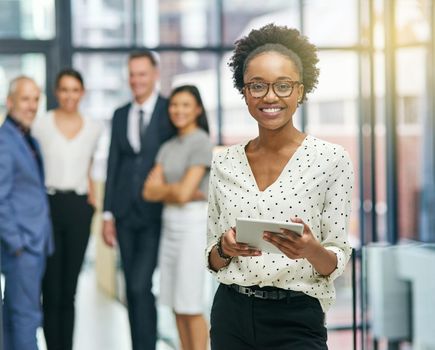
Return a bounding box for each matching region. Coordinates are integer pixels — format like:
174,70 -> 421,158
236,217 -> 304,254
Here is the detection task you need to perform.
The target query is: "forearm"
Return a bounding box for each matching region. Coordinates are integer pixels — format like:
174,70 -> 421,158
307,243 -> 338,276
144,182 -> 176,202
208,245 -> 231,272
145,182 -> 194,204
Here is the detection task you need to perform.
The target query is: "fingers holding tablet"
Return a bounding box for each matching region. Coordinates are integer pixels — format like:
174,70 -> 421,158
221,227 -> 262,257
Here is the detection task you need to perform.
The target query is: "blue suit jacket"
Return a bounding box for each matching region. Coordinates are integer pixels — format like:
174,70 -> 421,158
103,96 -> 176,224
0,118 -> 53,256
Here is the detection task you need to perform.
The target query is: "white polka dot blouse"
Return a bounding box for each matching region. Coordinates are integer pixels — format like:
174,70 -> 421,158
206,135 -> 354,312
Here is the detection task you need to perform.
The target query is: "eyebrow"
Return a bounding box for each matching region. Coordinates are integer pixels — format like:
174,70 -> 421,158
247,76 -> 297,81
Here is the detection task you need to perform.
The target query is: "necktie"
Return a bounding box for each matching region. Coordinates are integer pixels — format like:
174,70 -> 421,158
138,109 -> 145,144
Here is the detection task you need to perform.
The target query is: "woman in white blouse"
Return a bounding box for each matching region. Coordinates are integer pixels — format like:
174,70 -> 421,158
32,68 -> 102,350
207,24 -> 354,349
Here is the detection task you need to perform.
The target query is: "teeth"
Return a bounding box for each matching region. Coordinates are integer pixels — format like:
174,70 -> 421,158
262,108 -> 281,113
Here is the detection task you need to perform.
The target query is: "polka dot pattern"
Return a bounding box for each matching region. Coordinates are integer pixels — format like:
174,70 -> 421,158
206,135 -> 354,312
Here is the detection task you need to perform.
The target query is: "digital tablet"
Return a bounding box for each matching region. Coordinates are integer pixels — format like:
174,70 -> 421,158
236,217 -> 304,254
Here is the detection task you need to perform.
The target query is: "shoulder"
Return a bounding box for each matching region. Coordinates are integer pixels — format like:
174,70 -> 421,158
190,129 -> 212,145
113,103 -> 131,118
306,135 -> 349,159
0,120 -> 13,141
160,135 -> 177,150
212,143 -> 244,168
156,94 -> 169,105
0,121 -> 18,151
32,111 -> 53,136
306,135 -> 353,171
153,95 -> 169,112
86,117 -> 104,133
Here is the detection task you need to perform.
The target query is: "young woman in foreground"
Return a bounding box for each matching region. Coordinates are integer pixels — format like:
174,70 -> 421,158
206,24 -> 354,349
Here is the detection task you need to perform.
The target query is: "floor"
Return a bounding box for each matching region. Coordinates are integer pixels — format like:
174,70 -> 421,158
37,266 -> 177,350
35,235 -> 181,350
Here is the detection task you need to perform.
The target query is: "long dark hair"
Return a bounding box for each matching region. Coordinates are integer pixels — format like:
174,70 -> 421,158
169,85 -> 209,134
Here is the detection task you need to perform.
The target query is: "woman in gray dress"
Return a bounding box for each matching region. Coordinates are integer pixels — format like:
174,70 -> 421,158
143,85 -> 212,350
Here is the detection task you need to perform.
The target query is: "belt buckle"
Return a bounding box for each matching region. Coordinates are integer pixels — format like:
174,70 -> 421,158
254,290 -> 268,299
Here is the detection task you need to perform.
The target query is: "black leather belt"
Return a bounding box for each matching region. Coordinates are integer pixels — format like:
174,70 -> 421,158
228,284 -> 305,300
47,188 -> 77,195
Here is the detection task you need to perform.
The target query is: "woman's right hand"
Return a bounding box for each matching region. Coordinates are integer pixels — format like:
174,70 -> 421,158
221,227 -> 262,258
102,219 -> 117,247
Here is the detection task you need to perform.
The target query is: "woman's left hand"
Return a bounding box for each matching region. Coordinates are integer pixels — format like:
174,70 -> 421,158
263,217 -> 321,260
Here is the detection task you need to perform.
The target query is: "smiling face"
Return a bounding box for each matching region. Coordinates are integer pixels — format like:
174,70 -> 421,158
129,56 -> 159,104
6,79 -> 40,128
168,91 -> 202,134
243,51 -> 304,131
55,75 -> 84,113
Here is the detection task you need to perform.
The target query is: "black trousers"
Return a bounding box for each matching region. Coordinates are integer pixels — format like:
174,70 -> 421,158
210,284 -> 328,350
116,218 -> 161,350
42,192 -> 94,350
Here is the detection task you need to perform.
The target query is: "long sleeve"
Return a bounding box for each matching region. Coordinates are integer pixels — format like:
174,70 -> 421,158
0,136 -> 23,253
103,114 -> 120,214
316,148 -> 354,282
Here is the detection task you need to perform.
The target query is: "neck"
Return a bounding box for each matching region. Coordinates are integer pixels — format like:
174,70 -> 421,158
7,114 -> 31,133
178,124 -> 198,136
55,108 -> 81,120
255,123 -> 305,152
135,91 -> 154,105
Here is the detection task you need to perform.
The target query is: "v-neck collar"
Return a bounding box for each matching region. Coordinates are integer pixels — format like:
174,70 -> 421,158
240,135 -> 310,193
50,111 -> 85,142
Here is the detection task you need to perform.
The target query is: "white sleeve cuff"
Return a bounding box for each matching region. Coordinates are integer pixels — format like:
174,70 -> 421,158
102,211 -> 114,221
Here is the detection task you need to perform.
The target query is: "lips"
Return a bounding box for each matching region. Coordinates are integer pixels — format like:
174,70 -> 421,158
259,105 -> 285,117
261,107 -> 282,113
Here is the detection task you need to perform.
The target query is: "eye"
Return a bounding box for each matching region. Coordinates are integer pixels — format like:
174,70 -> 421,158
250,82 -> 267,91
275,82 -> 292,92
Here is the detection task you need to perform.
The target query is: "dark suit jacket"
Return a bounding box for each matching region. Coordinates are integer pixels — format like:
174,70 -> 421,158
0,118 -> 53,256
103,96 -> 176,225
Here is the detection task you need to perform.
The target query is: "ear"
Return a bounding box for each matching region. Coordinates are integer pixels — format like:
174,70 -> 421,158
242,88 -> 248,105
6,96 -> 13,111
297,84 -> 305,103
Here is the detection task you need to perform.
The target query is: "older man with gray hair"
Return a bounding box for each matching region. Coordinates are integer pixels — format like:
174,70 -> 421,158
0,76 -> 53,350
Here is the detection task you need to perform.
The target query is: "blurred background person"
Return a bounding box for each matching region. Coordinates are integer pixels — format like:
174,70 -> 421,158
32,68 -> 102,350
102,51 -> 176,350
143,85 -> 212,350
0,76 -> 54,350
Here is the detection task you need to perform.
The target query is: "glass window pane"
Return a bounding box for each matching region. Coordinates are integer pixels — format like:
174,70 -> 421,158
396,0 -> 430,45
72,0 -> 133,47
305,51 -> 360,348
73,53 -> 130,120
396,48 -> 425,241
374,52 -> 388,242
306,51 -> 360,247
158,51 -> 219,144
0,53 -> 46,119
304,0 -> 358,47
137,0 -> 219,47
222,1 -> 300,46
0,0 -> 55,39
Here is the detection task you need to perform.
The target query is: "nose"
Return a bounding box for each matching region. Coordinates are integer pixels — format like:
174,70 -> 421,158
263,83 -> 279,101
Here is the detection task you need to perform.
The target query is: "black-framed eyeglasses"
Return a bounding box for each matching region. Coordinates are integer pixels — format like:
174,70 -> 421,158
243,80 -> 302,98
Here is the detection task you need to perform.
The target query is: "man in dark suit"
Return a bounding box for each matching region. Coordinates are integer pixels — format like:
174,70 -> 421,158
102,51 -> 176,350
0,76 -> 54,350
